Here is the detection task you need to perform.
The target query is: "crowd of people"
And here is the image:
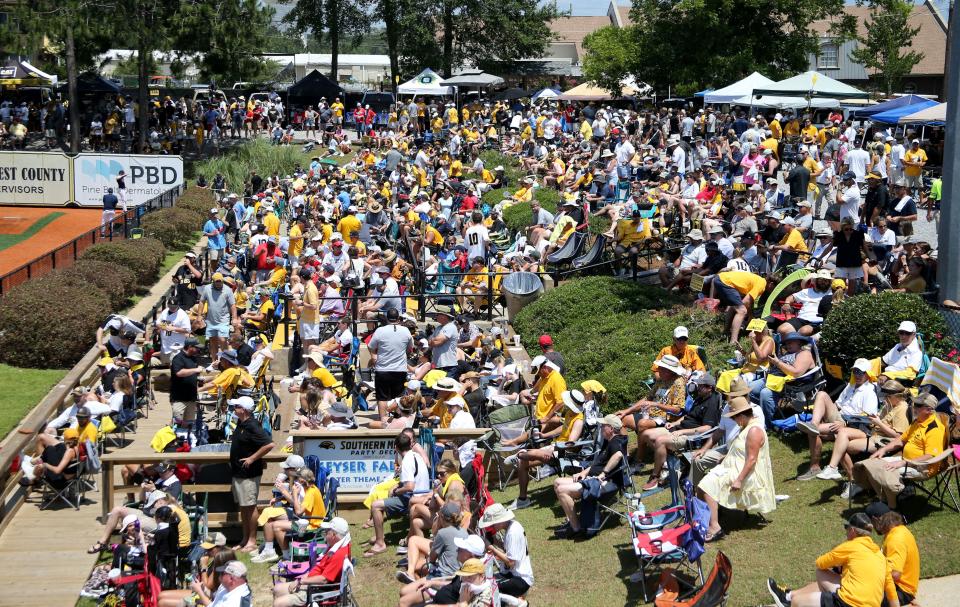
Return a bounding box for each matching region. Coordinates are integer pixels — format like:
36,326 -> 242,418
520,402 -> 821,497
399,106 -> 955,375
17,91 -> 958,607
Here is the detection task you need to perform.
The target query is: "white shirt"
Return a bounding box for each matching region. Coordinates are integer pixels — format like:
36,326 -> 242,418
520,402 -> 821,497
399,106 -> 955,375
793,287 -> 831,322
209,582 -> 252,607
399,450 -> 431,493
449,409 -> 476,429
464,224 -> 490,262
680,116 -> 694,137
679,243 -> 706,270
671,146 -> 687,174
840,184 -> 861,223
882,338 -> 923,373
615,140 -> 635,165
714,237 -> 735,258
846,148 -> 870,181
158,308 -> 191,354
889,144 -> 905,170
835,381 -> 879,417
867,227 -> 897,248
502,520 -> 535,585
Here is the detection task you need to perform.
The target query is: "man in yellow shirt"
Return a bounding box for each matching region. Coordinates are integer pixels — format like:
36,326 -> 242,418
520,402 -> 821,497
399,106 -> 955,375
769,115 -> 782,140
614,209 -> 651,274
450,157 -> 463,178
520,355 -> 566,428
288,217 -> 305,258
330,98 -> 344,125
336,206 -> 362,246
768,512 -> 899,607
714,270 -> 767,343
853,392 -> 944,507
650,325 -> 705,373
784,114 -> 801,138
297,269 -> 321,347
198,349 -> 254,398
290,352 -> 347,398
770,216 -> 808,268
800,119 -> 818,142
262,205 -> 281,237
866,502 -> 919,605
901,139 -> 927,194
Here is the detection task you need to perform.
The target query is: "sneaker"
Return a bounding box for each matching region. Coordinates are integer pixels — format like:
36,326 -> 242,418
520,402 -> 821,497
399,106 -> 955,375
507,497 -> 532,510
767,578 -> 791,607
642,477 -> 660,491
395,571 -> 415,584
816,466 -> 843,481
796,467 -> 822,481
840,482 -> 863,500
796,421 -> 820,437
503,453 -> 521,467
250,549 -> 278,563
395,545 -> 408,555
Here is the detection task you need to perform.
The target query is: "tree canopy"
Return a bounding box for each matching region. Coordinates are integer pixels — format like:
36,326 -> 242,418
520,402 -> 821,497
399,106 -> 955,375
847,0 -> 924,96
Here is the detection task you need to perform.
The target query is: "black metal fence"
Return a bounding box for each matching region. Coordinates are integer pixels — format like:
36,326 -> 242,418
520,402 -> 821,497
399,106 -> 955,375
0,185 -> 185,296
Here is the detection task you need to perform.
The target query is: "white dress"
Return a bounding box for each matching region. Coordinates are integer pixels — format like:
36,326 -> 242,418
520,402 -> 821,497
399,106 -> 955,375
698,417 -> 777,515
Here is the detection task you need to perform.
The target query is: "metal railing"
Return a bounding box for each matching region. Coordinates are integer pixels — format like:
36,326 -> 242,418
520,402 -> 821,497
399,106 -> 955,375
0,185 -> 186,297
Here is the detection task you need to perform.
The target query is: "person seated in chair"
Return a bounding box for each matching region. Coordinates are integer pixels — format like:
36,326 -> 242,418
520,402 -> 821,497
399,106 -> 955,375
815,381 -> 912,500
651,326 -> 705,373
639,374 -> 722,490
775,270 -> 833,339
270,516 -> 350,607
368,432 -> 431,557
767,513 -> 900,607
748,332 -> 816,422
506,390 -> 586,510
20,427 -> 81,490
852,392 -> 945,508
795,357 -> 879,481
876,320 -> 923,384
615,355 -> 688,468
518,355 -> 566,433
552,414 -> 627,538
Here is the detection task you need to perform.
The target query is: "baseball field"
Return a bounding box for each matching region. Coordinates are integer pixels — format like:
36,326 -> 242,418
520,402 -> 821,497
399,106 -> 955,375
0,206 -> 105,275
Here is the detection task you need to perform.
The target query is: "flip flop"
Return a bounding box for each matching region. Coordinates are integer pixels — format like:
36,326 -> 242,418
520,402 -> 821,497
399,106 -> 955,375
87,541 -> 107,554
363,546 -> 387,558
238,545 -> 259,553
361,520 -> 374,529
704,529 -> 725,543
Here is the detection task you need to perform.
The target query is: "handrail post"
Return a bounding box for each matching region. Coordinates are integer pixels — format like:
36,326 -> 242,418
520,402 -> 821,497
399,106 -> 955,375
486,269 -> 493,322
417,268 -> 426,322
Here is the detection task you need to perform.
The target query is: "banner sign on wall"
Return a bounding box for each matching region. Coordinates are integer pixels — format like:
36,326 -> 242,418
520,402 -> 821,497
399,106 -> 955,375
73,154 -> 184,207
0,152 -> 71,206
0,152 -> 183,207
301,437 -> 396,493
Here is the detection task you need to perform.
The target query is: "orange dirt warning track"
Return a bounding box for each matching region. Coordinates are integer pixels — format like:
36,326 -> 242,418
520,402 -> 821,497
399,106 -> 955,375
0,206 -> 104,274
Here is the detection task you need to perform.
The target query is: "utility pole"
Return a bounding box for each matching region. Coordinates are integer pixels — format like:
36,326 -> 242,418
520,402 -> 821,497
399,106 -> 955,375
940,0 -> 960,303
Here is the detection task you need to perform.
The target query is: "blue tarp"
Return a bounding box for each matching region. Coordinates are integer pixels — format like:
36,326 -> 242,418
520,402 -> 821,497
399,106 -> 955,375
694,88 -> 714,97
852,95 -> 933,118
870,98 -> 940,124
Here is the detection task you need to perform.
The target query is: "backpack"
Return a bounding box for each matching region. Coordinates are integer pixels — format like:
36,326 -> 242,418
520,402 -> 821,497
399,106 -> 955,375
82,439 -> 102,474
770,412 -> 813,433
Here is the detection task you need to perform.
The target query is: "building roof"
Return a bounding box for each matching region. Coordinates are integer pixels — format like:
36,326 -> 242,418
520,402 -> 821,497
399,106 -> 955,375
609,2 -> 633,27
548,15 -> 613,62
811,0 -> 946,77
293,54 -> 391,68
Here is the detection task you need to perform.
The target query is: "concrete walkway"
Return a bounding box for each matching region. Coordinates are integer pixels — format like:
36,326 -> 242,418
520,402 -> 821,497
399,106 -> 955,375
915,574 -> 959,606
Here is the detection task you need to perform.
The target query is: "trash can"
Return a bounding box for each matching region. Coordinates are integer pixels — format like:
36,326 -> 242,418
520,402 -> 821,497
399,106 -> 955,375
501,271 -> 544,322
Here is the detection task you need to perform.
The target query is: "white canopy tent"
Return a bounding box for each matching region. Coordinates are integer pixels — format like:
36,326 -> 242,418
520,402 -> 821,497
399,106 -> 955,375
731,70 -> 868,108
899,102 -> 946,125
531,87 -> 560,102
703,72 -> 774,104
397,68 -> 454,96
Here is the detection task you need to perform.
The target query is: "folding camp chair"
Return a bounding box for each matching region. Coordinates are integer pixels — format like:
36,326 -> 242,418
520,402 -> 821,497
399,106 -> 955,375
304,558 -> 358,607
478,404 -> 532,491
39,458 -> 86,510
654,551 -> 732,607
899,413 -> 960,512
629,480 -> 708,602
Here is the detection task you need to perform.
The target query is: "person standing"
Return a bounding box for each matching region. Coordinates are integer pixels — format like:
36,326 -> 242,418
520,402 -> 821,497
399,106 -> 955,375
200,272 -> 239,363
116,170 -> 128,213
157,299 -> 192,365
368,308 -> 414,423
169,338 -> 204,423
228,396 -> 274,553
204,208 -> 228,265
429,306 -> 460,378
101,187 -> 119,236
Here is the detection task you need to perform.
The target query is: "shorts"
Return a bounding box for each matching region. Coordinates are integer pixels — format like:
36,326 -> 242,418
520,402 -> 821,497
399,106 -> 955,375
882,586 -> 914,607
375,371 -> 407,401
781,317 -> 819,332
669,434 -> 690,450
714,280 -> 744,307
232,476 -> 260,507
383,493 -> 411,516
495,572 -> 531,598
905,174 -> 923,190
821,591 -> 851,607
286,590 -> 309,606
300,321 -> 320,341
867,435 -> 894,451
206,323 -> 230,338
134,509 -> 158,533
44,128 -> 55,138
171,400 -> 198,422
834,267 -> 865,280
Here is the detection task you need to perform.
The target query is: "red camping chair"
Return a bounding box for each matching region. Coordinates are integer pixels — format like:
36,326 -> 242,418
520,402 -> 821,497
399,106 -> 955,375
655,551 -> 732,607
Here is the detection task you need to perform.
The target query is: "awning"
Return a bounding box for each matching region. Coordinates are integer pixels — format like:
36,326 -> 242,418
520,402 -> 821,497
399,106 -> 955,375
852,94 -> 936,118
397,68 -> 454,96
703,72 -> 775,104
898,102 -> 947,126
439,70 -> 504,88
0,60 -> 56,86
870,98 -> 940,124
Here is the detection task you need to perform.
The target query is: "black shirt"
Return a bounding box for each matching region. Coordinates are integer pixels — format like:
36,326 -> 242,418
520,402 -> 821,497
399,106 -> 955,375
702,252 -> 729,275
230,417 -> 272,478
170,351 -> 200,402
864,185 -> 889,218
679,392 -> 722,430
587,433 -> 628,487
102,193 -> 118,211
833,229 -> 866,268
236,343 -> 255,367
786,165 -> 810,200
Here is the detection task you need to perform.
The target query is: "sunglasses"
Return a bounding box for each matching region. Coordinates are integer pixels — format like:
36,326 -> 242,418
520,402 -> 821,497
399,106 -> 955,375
898,331 -> 913,335
852,369 -> 867,375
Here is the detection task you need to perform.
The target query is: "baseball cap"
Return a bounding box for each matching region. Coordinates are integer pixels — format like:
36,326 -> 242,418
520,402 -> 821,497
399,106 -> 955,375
599,414 -> 623,430
844,512 -> 874,533
76,406 -> 92,418
212,272 -> 224,281
898,320 -> 917,333
283,454 -> 305,469
538,334 -> 553,347
215,561 -> 248,578
144,489 -> 166,508
454,535 -> 487,557
228,396 -> 256,411
673,326 -> 689,339
122,514 -> 139,528
320,516 -> 350,536
694,373 -> 716,387
865,502 -> 891,518
62,427 -> 79,440
200,532 -> 227,549
841,171 -> 856,180
852,358 -> 872,373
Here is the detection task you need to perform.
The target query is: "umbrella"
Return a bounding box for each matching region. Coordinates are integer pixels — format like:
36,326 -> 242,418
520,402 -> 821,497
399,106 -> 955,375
495,87 -> 528,101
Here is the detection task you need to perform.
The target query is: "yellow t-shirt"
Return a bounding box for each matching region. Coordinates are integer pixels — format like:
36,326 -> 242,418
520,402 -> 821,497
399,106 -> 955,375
718,271 -> 767,300
900,414 -> 944,467
450,159 -> 463,177
78,422 -> 98,445
331,102 -> 344,118
883,524 -> 919,595
336,215 -> 362,245
302,485 -> 327,529
801,124 -> 818,140
212,367 -> 255,395
769,119 -> 782,140
267,268 -> 286,289
784,120 -> 800,138
249,299 -> 275,329
779,228 -> 808,253
651,345 -> 705,373
171,504 -> 191,547
481,169 -> 494,184
288,224 -> 304,258
263,213 -> 281,237
815,536 -> 897,607
615,218 -> 650,246
903,148 -> 927,177
311,366 -> 346,397
557,410 -> 584,443
534,370 -> 567,421
301,280 -> 320,324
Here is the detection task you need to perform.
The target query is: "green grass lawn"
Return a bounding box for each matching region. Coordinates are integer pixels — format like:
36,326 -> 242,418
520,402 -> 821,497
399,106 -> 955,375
0,363 -> 68,439
235,433 -> 960,607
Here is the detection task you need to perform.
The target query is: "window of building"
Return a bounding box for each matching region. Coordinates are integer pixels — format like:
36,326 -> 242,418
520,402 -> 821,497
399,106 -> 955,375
819,41 -> 839,69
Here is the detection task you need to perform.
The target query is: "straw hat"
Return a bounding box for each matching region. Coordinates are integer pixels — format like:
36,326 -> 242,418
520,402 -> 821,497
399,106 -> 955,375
725,377 -> 751,398
478,503 -> 515,528
654,354 -> 687,376
724,396 -> 753,417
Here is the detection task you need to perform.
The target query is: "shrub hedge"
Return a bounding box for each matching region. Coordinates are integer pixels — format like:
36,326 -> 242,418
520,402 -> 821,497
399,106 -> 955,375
71,259 -> 137,308
512,277 -> 734,411
0,272 -> 110,368
176,187 -> 216,218
141,207 -> 204,248
820,292 -> 952,372
80,237 -> 166,285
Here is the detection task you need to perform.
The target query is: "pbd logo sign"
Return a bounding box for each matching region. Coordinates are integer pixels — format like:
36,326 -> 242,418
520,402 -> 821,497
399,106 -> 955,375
74,154 -> 183,207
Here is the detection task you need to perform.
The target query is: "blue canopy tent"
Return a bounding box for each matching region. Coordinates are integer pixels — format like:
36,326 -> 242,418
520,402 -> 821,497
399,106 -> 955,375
869,98 -> 939,124
852,95 -> 934,118
694,88 -> 714,98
